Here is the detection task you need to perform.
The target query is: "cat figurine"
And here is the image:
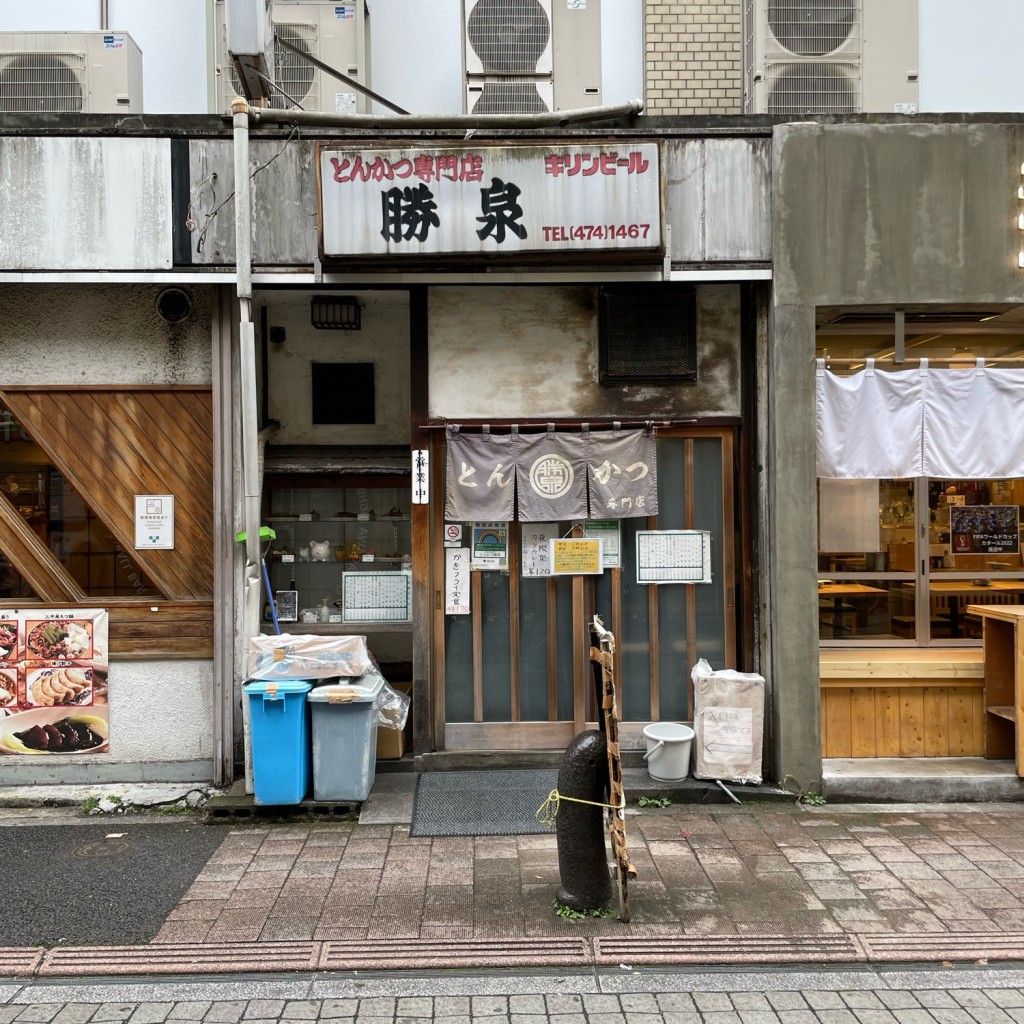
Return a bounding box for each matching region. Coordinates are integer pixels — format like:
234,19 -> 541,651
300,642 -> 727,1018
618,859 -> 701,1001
310,540 -> 331,562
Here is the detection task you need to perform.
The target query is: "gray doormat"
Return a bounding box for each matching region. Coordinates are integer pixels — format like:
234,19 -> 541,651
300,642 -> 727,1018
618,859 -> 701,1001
410,768 -> 558,837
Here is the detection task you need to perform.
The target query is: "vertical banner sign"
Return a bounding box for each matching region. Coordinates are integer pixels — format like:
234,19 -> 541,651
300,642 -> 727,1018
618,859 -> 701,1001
445,427 -> 516,521
0,609 -> 109,755
445,547 -> 470,615
412,449 -> 430,504
521,523 -> 557,577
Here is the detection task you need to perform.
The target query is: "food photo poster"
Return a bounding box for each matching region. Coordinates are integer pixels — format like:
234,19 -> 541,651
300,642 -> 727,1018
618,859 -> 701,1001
0,609 -> 109,755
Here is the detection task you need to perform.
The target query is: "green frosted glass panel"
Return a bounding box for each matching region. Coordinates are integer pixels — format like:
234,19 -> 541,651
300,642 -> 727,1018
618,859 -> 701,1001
694,438 -> 726,668
481,571 -> 512,721
444,612 -> 474,722
519,576 -> 551,721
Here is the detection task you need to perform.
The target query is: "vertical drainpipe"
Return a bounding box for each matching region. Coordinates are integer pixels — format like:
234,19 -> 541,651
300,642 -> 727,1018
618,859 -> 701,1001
233,97 -> 262,641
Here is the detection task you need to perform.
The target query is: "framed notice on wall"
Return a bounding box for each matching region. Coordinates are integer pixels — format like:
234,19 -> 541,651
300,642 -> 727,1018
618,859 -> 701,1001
549,538 -> 604,575
342,571 -> 412,622
636,530 -> 712,584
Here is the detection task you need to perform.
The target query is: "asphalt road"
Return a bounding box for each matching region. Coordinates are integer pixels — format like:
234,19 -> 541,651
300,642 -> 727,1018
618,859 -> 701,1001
0,821 -> 230,947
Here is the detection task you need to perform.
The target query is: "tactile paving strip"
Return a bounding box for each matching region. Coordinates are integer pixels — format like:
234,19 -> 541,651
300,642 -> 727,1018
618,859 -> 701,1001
0,947 -> 45,977
320,937 -> 591,971
39,941 -> 320,976
859,931 -> 1024,963
594,934 -> 865,965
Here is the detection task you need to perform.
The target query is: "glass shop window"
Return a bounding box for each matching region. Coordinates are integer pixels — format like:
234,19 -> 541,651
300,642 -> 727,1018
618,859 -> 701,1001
817,476 -> 1024,645
0,408 -> 159,598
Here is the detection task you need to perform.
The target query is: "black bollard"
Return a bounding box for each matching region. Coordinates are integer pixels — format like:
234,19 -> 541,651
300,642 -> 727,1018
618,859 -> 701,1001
555,729 -> 613,912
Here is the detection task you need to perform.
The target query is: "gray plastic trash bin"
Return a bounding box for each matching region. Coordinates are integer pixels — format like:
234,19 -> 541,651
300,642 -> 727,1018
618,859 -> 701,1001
308,665 -> 386,801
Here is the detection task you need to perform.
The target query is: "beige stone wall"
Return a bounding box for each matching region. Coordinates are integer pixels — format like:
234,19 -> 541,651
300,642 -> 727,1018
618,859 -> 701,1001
644,1 -> 743,115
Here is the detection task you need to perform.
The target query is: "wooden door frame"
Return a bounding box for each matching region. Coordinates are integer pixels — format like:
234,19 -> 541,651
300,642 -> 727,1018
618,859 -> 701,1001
430,424 -> 743,751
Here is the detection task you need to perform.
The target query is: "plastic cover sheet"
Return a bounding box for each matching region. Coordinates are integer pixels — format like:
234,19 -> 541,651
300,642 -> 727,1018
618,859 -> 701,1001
247,632 -> 371,680
690,658 -> 765,784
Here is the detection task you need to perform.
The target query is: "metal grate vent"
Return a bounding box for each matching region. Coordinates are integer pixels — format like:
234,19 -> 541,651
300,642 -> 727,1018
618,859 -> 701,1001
0,51 -> 85,112
466,0 -> 551,74
767,61 -> 858,114
226,22 -> 318,110
767,0 -> 858,56
599,286 -> 698,384
468,78 -> 552,114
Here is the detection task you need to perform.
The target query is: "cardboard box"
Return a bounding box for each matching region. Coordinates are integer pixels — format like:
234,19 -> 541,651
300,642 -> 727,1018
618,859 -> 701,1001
376,680 -> 412,760
692,668 -> 764,784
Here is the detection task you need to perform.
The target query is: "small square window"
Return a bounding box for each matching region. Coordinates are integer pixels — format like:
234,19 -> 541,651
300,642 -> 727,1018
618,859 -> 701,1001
599,284 -> 697,384
311,363 -> 375,424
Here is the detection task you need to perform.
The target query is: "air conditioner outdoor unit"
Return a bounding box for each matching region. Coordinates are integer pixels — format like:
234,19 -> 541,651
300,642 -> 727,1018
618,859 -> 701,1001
215,0 -> 369,114
0,31 -> 142,114
745,0 -> 918,115
463,0 -> 601,114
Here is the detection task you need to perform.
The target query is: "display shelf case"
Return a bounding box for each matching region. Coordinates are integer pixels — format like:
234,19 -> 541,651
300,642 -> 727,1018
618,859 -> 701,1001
262,478 -> 411,630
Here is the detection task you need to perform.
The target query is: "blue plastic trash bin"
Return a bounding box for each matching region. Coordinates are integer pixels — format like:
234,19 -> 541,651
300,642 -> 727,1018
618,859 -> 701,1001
245,679 -> 313,805
308,666 -> 386,801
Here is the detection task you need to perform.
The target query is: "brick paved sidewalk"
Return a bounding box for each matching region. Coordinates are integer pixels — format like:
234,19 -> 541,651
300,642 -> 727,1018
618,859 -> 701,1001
155,805 -> 1024,945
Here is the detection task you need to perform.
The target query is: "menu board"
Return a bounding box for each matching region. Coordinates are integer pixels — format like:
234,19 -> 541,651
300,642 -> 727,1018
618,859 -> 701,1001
636,530 -> 712,584
342,571 -> 412,622
0,608 -> 109,756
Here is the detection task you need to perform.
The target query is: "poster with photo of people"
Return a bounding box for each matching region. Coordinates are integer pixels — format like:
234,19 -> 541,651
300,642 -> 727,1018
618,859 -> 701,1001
950,505 -> 1021,555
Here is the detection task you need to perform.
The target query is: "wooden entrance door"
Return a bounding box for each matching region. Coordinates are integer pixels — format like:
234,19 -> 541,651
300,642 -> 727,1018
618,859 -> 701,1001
432,427 -> 739,750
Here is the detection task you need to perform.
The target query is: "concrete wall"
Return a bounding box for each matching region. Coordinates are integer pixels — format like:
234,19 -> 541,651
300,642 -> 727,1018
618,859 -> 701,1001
768,121 -> 1024,787
0,660 -> 214,785
0,138 -> 172,271
0,285 -> 213,386
427,284 -> 742,420
263,291 -> 411,446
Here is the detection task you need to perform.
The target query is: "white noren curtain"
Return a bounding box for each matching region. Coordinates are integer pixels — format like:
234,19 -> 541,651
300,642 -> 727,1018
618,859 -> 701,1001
816,359 -> 1024,480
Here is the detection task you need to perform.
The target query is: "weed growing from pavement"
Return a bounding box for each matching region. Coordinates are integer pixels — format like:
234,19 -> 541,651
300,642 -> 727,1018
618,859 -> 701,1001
552,900 -> 616,920
782,773 -> 827,805
637,795 -> 671,808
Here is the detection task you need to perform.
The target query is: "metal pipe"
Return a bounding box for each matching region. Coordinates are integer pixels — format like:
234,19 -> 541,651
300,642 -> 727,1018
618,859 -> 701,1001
276,35 -> 409,115
232,97 -> 262,634
421,418 -> 693,431
820,356 -> 1024,365
249,99 -> 644,130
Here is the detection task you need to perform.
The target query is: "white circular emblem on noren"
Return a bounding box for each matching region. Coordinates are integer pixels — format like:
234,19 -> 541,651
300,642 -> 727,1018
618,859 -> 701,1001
530,454 -> 574,499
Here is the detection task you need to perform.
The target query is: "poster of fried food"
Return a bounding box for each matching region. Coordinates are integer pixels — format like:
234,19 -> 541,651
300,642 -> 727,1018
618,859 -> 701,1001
0,609 -> 108,755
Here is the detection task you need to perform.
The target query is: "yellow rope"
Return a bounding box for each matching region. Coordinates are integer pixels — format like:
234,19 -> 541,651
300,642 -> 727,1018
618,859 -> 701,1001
535,789 -> 624,828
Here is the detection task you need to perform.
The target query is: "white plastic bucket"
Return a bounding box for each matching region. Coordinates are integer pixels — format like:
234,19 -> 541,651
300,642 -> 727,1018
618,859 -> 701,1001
642,722 -> 695,782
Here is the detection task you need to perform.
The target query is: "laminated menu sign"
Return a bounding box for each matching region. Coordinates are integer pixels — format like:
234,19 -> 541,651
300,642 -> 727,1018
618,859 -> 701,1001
0,609 -> 109,756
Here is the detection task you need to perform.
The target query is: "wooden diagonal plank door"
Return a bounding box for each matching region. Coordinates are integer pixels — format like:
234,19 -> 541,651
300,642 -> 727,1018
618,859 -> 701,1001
0,390 -> 213,600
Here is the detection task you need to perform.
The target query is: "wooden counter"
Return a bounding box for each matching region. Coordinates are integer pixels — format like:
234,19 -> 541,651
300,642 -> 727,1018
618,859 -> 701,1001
820,648 -> 985,758
965,604 -> 1024,774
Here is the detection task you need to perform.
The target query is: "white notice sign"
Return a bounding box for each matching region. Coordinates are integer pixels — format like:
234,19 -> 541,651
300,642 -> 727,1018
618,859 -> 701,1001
446,547 -> 470,615
521,523 -> 557,577
134,495 -> 174,550
636,530 -> 711,584
701,706 -> 753,757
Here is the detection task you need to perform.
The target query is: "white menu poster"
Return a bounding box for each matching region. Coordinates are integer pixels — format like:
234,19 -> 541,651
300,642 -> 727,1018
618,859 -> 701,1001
342,571 -> 412,621
636,530 -> 712,584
